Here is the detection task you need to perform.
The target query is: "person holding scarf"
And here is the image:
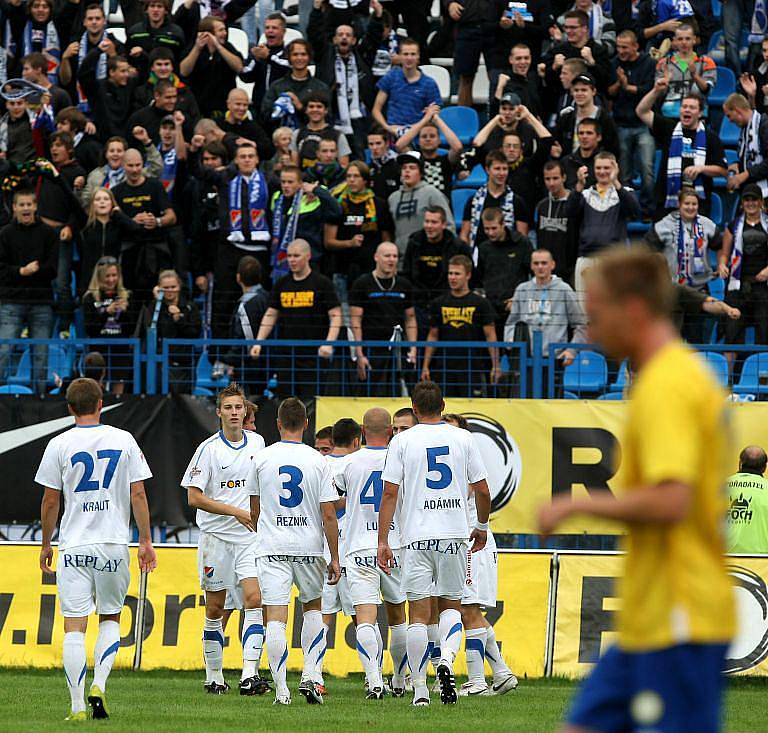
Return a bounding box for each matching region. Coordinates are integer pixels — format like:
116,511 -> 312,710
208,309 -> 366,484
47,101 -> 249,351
719,184 -> 768,347
269,163 -> 342,280
303,136 -> 346,190
326,160 -> 393,293
637,79 -> 727,220
645,187 -> 721,292
724,93 -> 768,196
5,0 -> 66,84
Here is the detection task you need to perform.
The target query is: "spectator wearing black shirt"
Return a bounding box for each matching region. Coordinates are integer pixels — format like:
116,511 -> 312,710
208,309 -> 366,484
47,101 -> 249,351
395,106 -> 465,198
723,93 -> 768,196
21,53 -> 73,114
535,160 -> 578,282
220,88 -> 273,163
112,148 -> 176,295
493,44 -> 545,118
249,239 -> 342,397
608,30 -> 656,218
78,53 -> 139,141
449,0 -> 498,107
126,79 -> 194,145
291,93 -> 352,171
349,241 -> 417,394
636,80 -> 727,220
560,117 -> 602,189
422,254 -> 499,397
0,190 -> 58,394
303,136 -> 346,190
0,95 -> 53,166
55,107 -> 102,172
126,0 -> 186,67
325,161 -> 394,286
367,127 -> 400,200
719,185 -> 768,346
492,0 -> 554,74
475,207 -> 533,338
742,39 -> 768,115
240,12 -> 290,111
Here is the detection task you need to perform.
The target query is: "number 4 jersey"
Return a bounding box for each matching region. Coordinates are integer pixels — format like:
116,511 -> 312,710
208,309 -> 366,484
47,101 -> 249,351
382,422 -> 488,545
334,446 -> 401,557
249,440 -> 338,556
35,424 -> 153,550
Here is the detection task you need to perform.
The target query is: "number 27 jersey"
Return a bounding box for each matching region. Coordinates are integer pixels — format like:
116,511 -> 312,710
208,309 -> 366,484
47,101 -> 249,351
249,440 -> 338,557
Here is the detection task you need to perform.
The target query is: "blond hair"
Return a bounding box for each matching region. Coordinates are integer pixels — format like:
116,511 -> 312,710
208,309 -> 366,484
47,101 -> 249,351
86,259 -> 130,304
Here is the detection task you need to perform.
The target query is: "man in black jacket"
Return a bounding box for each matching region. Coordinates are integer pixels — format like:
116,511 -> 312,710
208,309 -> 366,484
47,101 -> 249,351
126,79 -> 194,145
475,207 -> 532,339
78,53 -> 139,140
307,1 -> 381,157
239,12 -> 290,111
125,0 -> 186,67
0,190 -> 58,394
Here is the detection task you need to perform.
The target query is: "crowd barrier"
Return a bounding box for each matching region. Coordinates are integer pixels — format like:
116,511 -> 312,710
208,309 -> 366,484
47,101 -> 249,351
1,544 -> 766,679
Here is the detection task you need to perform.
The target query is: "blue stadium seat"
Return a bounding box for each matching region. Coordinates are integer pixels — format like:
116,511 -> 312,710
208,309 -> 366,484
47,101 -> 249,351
608,359 -> 630,394
627,220 -> 650,235
712,0 -> 721,18
708,67 -> 736,109
439,106 -> 479,146
195,352 -> 229,391
714,150 -> 739,189
710,193 -> 723,227
0,384 -> 34,394
563,391 -> 579,399
708,30 -> 748,65
7,348 -> 31,386
734,353 -> 768,394
192,386 -> 215,396
598,391 -> 623,400
454,164 -> 487,189
702,351 -> 730,388
720,115 -> 741,148
46,344 -> 75,387
451,187 -> 476,223
563,351 -> 608,394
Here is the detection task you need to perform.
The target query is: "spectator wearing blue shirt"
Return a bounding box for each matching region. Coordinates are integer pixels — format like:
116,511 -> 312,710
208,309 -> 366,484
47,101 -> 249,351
372,38 -> 442,137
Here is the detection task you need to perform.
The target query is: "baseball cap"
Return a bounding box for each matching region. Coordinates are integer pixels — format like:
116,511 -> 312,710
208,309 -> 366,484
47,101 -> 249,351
500,91 -> 522,107
741,183 -> 764,200
397,150 -> 423,169
572,73 -> 596,87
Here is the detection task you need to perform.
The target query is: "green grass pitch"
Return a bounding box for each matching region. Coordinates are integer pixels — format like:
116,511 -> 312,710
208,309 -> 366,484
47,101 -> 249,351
0,670 -> 766,733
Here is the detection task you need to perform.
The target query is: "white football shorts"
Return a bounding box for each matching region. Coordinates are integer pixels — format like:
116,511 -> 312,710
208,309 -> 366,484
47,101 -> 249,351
346,550 -> 405,606
321,566 -> 355,616
197,532 -> 258,592
401,539 -> 469,601
57,543 -> 130,617
256,555 -> 326,606
224,585 -> 244,611
461,532 -> 498,608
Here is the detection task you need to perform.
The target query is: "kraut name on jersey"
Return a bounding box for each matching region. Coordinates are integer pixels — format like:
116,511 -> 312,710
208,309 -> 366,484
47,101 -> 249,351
335,446 -> 401,557
381,422 -> 488,545
34,424 -> 152,550
182,430 -> 266,544
249,440 -> 338,556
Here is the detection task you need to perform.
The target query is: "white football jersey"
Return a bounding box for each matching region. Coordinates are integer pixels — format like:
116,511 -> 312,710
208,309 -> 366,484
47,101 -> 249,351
182,430 -> 266,544
249,440 -> 338,557
335,446 -> 401,556
34,424 -> 152,551
325,453 -> 348,563
382,422 -> 487,545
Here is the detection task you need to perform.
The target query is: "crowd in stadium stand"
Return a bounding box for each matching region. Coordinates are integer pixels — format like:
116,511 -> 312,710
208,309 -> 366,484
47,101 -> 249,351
0,0 -> 766,396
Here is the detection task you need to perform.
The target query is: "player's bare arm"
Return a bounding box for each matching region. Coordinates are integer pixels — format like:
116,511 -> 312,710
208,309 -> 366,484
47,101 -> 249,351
468,478 -> 491,552
538,482 -> 692,537
321,501 -> 341,584
377,481 -> 398,574
249,494 -> 260,530
187,486 -> 255,530
130,480 -> 157,572
39,486 -> 61,574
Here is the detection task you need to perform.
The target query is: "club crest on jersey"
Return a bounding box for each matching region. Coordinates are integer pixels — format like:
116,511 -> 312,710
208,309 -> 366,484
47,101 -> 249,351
204,566 -> 215,578
190,467 -> 201,478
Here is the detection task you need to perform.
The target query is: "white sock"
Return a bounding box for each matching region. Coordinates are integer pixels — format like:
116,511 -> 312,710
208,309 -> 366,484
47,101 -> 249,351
241,608 -> 264,680
389,623 -> 408,685
92,620 -> 120,691
407,623 -> 430,686
438,609 -> 463,669
427,623 -> 440,671
485,625 -> 511,678
301,610 -> 325,681
203,617 -> 225,685
266,620 -> 289,696
356,623 -> 382,687
465,628 -> 487,684
63,631 -> 87,714
373,623 -> 384,669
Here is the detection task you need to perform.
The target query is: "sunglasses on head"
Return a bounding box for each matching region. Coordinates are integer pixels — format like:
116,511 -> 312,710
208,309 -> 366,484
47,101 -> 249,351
97,256 -> 118,266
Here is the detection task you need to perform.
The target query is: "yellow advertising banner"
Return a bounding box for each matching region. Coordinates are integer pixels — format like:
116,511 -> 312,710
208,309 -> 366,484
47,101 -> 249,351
316,398 -> 768,535
551,553 -> 768,678
0,545 -> 551,678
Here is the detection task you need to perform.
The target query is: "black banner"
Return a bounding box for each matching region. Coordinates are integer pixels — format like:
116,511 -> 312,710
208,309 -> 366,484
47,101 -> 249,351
0,395 -> 316,524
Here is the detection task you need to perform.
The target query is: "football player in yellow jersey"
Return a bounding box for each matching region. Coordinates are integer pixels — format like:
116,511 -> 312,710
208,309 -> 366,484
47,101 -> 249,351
539,247 -> 735,733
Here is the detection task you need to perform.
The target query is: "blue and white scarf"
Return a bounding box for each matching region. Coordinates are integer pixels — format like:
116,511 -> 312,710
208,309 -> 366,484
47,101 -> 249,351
76,30 -> 107,114
676,214 -> 706,285
102,165 -> 124,189
271,93 -> 299,130
158,145 -> 177,198
738,110 -> 768,197
373,30 -> 399,77
8,20 -> 60,83
750,0 -> 768,43
270,191 -> 303,282
665,121 -> 706,208
227,170 -> 269,245
469,185 -> 516,247
729,212 -> 768,291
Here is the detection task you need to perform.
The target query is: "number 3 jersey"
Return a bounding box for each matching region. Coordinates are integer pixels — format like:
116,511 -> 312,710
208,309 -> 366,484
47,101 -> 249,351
34,424 -> 153,550
249,440 -> 338,557
382,422 -> 488,545
334,446 -> 401,556
182,430 -> 266,544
